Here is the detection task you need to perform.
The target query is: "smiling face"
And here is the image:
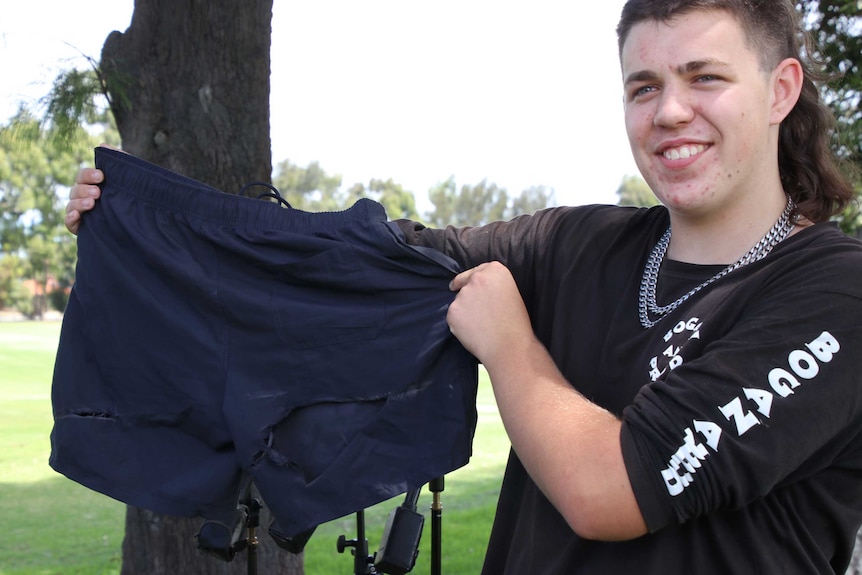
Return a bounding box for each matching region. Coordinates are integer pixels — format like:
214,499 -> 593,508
621,9 -> 786,224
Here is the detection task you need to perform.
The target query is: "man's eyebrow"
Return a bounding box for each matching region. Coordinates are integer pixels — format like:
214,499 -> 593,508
623,70 -> 659,86
679,58 -> 731,74
624,59 -> 732,86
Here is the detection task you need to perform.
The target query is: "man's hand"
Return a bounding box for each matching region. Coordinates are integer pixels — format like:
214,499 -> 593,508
65,168 -> 103,235
447,261 -> 532,366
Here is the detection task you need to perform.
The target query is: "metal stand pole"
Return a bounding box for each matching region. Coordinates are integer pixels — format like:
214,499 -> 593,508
429,477 -> 445,575
243,497 -> 262,575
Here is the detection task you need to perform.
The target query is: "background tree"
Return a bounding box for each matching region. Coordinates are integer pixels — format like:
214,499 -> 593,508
424,178 -> 458,228
424,177 -> 552,228
272,158 -> 344,211
361,178 -> 420,221
0,109 -> 97,316
99,1 -> 273,190
797,0 -> 862,234
510,185 -> 556,218
426,178 -> 508,227
616,174 -> 659,208
272,159 -> 420,220
0,254 -> 32,315
70,1 -> 301,574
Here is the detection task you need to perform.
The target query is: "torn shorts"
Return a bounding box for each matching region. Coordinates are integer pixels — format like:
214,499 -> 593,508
50,147 -> 478,541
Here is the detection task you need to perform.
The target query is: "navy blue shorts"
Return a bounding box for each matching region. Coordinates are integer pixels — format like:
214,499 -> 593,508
50,148 -> 478,543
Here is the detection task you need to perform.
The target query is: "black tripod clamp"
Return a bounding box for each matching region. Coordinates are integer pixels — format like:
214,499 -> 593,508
337,509 -> 377,574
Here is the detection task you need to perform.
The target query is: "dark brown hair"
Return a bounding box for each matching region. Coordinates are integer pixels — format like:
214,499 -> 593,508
617,0 -> 855,223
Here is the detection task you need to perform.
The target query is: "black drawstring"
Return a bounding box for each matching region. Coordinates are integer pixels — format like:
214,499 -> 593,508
239,181 -> 292,209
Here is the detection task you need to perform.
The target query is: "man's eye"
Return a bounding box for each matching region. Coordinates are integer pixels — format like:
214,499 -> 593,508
631,85 -> 656,99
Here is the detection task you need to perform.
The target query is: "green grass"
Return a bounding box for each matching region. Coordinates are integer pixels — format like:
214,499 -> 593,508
0,322 -> 125,575
0,321 -> 508,574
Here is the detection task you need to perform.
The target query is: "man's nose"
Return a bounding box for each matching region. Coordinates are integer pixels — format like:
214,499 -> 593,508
653,84 -> 695,128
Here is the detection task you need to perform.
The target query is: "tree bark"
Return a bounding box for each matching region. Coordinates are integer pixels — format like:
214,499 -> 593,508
100,0 -> 272,190
98,1 -> 300,573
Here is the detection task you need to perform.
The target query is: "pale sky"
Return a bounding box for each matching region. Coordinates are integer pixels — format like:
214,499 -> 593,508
1,1 -> 639,212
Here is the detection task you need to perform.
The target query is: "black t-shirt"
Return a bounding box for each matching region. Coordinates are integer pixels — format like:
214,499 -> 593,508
397,204 -> 862,574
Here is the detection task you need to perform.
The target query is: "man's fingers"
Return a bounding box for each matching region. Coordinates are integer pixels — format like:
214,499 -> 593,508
66,197 -> 93,215
449,263 -> 488,292
449,270 -> 471,292
64,210 -> 81,235
74,168 -> 104,186
66,168 -> 104,236
70,186 -> 97,201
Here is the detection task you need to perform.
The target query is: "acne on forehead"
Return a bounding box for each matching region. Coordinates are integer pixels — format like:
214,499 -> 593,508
621,19 -> 676,77
620,11 -> 751,76
620,19 -> 666,69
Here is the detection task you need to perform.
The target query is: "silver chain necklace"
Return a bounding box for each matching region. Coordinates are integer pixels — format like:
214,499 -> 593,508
638,196 -> 796,329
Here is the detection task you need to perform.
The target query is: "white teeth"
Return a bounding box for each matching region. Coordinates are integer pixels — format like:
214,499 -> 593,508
663,144 -> 706,161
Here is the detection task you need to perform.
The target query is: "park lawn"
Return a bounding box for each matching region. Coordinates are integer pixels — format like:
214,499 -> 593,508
0,321 -> 125,575
0,321 -> 508,574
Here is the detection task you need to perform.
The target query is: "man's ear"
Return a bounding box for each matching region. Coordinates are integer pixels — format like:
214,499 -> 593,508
770,57 -> 804,124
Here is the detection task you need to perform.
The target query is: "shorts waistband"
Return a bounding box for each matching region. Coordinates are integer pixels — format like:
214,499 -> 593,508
93,147 -> 386,232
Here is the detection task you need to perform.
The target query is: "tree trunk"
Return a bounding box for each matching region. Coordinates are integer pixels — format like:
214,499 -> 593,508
99,1 -> 300,573
101,0 -> 272,190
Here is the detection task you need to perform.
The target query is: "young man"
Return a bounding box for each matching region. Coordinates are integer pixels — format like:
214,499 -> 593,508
66,0 -> 862,572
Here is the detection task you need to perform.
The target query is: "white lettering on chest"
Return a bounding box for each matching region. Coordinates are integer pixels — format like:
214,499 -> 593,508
649,318 -> 702,382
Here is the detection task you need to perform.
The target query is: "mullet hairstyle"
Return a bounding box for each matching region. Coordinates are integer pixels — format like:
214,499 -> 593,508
616,0 -> 856,223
